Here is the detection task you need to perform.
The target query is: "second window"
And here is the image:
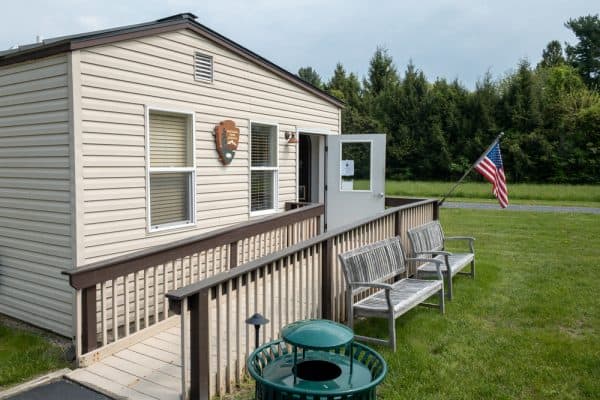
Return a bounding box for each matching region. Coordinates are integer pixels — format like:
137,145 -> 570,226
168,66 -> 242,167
250,122 -> 278,214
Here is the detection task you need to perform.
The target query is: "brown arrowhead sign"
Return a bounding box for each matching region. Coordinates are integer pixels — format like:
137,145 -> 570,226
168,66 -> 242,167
214,120 -> 240,165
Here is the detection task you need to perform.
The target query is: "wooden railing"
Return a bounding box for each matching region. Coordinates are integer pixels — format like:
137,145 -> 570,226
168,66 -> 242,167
166,198 -> 438,399
63,203 -> 324,362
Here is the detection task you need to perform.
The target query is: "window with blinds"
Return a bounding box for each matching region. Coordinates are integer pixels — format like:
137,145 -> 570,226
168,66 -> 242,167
148,110 -> 195,230
194,52 -> 213,82
250,123 -> 278,213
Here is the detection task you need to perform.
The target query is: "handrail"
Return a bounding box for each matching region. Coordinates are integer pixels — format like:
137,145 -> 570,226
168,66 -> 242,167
385,196 -> 430,207
166,198 -> 437,302
64,202 -> 324,290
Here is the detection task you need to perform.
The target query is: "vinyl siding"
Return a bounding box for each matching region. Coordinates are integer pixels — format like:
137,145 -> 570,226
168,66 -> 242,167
0,54 -> 73,336
77,29 -> 340,263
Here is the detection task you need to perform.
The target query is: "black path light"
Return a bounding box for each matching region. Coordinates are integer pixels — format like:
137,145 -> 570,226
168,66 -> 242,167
245,313 -> 269,348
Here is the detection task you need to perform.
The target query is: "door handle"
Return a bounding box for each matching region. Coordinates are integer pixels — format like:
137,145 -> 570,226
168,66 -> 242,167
378,192 -> 385,198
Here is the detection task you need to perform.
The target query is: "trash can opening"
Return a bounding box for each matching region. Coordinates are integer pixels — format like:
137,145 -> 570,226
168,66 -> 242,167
294,360 -> 342,381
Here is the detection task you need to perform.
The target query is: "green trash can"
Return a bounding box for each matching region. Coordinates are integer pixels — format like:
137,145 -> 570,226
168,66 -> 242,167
247,319 -> 387,399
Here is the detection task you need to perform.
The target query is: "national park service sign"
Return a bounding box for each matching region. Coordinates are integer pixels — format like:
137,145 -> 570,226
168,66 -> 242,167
214,120 -> 240,165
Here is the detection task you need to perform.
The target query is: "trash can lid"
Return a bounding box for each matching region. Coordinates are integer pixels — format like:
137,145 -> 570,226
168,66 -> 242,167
281,319 -> 353,349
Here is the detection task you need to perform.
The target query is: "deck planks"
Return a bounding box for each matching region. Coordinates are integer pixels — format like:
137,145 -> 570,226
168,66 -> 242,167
67,321 -> 188,400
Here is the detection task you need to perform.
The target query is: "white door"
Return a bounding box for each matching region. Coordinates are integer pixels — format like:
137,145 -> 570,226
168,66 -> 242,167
325,134 -> 386,230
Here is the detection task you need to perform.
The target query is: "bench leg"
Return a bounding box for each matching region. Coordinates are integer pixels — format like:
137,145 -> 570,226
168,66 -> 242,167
388,312 -> 396,352
346,291 -> 354,329
445,273 -> 453,300
348,307 -> 354,330
439,287 -> 445,314
470,259 -> 476,279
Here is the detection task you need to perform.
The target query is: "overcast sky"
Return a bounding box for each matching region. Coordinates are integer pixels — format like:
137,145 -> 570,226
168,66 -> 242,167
1,1 -> 596,88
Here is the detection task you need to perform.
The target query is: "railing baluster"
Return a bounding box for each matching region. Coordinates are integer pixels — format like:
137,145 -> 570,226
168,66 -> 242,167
235,275 -> 242,385
112,278 -> 118,342
101,282 -> 108,346
134,271 -> 140,333
225,279 -> 232,393
143,270 -> 149,329
216,283 -> 222,396
292,253 -> 297,322
162,264 -> 169,318
270,261 -> 275,340
124,275 -> 130,337
258,265 -> 271,342
277,258 -> 283,334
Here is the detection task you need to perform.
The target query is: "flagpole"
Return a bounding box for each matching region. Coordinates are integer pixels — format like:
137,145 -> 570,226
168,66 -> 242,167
439,131 -> 504,206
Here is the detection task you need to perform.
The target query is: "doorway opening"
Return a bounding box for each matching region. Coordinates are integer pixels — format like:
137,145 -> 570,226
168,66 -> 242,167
297,133 -> 324,204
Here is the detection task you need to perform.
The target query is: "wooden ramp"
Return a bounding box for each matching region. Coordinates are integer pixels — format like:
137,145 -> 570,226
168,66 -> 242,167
67,324 -> 184,400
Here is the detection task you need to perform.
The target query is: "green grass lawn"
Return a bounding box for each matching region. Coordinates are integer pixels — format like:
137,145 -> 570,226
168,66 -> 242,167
355,208 -> 600,399
0,323 -> 69,389
385,180 -> 600,207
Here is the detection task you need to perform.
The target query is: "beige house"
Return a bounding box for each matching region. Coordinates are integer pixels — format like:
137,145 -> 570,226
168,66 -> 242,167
0,13 -> 343,338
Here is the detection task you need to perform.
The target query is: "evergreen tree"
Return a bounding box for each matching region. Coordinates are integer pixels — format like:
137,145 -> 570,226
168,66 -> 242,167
297,66 -> 323,89
538,40 -> 565,68
364,47 -> 398,96
565,14 -> 600,90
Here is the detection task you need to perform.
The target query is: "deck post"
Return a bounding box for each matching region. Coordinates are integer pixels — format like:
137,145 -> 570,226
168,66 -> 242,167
81,285 -> 97,354
320,238 -> 334,320
433,200 -> 440,220
189,289 -> 210,400
229,241 -> 238,268
395,210 -> 402,237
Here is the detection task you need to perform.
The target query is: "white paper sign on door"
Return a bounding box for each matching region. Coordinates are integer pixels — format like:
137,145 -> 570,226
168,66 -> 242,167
340,160 -> 354,176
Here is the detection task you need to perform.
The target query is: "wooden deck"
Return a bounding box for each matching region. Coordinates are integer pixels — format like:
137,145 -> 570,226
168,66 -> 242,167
68,323 -> 185,400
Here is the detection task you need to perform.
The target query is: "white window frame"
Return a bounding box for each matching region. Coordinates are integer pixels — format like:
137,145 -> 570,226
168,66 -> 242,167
145,106 -> 197,233
249,120 -> 279,217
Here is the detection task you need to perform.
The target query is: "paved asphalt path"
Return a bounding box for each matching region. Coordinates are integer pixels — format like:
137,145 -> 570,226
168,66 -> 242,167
7,380 -> 111,400
442,201 -> 600,214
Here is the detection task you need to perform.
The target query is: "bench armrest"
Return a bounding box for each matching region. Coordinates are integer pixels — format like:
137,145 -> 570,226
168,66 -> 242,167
411,251 -> 452,276
349,282 -> 393,290
349,282 -> 394,310
444,236 -> 475,252
407,258 -> 444,280
414,250 -> 452,256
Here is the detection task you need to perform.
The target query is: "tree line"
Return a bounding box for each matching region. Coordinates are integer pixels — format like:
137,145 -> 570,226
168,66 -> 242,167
298,15 -> 600,183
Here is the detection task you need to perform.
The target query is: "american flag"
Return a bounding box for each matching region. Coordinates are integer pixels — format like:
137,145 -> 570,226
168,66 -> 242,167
475,142 -> 509,208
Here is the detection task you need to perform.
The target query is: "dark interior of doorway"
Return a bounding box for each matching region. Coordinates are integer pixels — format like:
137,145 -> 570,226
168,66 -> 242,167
298,134 -> 311,202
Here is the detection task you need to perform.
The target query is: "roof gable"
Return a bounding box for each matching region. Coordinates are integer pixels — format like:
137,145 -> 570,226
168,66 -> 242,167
0,13 -> 343,108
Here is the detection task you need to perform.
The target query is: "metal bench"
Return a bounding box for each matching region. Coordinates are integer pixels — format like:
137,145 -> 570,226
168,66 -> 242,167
339,237 -> 445,351
408,220 -> 475,300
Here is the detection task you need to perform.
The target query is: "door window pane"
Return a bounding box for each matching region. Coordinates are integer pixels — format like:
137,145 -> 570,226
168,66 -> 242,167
340,141 -> 371,191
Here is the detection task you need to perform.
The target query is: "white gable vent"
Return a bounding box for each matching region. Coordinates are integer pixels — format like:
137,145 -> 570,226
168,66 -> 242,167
194,52 -> 213,82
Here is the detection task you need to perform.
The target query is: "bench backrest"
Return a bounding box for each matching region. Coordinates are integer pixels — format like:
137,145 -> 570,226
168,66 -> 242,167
338,237 -> 407,293
407,220 -> 445,254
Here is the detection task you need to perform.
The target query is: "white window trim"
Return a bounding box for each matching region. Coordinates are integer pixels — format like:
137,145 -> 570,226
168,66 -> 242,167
249,120 -> 279,217
145,105 -> 197,233
339,139 -> 374,193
